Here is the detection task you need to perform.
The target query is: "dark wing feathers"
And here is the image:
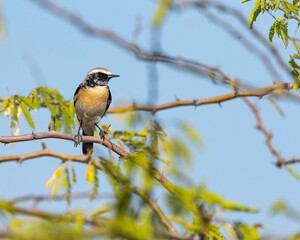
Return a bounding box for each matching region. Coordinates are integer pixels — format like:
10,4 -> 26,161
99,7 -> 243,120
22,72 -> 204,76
102,88 -> 111,118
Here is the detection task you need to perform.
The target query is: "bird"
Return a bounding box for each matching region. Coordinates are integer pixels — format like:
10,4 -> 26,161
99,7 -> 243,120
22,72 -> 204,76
73,67 -> 119,155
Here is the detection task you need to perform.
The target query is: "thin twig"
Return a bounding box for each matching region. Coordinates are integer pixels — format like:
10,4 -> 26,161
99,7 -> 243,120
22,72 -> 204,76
243,97 -> 300,167
10,192 -> 113,204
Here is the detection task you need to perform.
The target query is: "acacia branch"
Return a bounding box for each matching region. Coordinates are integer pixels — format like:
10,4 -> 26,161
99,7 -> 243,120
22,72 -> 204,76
108,82 -> 294,113
1,82 -> 295,114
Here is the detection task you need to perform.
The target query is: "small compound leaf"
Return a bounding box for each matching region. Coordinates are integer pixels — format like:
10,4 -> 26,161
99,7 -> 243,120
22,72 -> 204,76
19,101 -> 35,129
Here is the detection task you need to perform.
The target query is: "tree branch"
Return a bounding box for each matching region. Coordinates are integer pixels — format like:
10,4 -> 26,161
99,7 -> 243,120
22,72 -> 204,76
243,97 -> 300,167
108,82 -> 294,113
10,192 -> 113,204
0,131 -> 128,157
28,0 -> 254,89
1,82 -> 295,114
0,137 -> 178,234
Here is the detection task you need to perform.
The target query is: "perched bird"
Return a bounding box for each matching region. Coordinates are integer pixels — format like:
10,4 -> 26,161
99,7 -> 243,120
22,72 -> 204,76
73,67 -> 119,155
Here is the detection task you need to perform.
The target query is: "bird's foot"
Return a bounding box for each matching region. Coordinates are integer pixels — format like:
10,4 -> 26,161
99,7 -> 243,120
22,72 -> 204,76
99,129 -> 106,140
96,123 -> 110,141
74,133 -> 83,147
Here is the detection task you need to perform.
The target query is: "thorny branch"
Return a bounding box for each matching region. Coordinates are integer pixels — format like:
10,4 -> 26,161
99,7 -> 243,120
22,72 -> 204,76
108,83 -> 294,113
0,82 -> 295,114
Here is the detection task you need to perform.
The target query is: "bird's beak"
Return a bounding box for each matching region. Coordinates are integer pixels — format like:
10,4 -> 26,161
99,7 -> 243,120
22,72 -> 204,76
110,74 -> 120,78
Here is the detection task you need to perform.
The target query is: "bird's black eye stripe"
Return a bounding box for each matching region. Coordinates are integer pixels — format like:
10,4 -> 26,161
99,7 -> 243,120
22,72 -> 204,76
96,72 -> 107,78
86,78 -> 95,87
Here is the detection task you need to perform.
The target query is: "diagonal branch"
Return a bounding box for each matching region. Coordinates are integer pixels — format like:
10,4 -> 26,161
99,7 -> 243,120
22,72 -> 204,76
0,136 -> 178,233
243,97 -> 300,167
193,0 -> 291,75
28,0 -> 248,88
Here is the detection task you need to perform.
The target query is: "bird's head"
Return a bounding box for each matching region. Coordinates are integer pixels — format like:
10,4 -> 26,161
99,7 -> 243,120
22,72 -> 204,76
87,67 -> 119,86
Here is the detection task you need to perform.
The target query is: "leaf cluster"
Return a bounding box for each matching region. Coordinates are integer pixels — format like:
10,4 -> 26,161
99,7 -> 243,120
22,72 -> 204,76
0,87 -> 74,133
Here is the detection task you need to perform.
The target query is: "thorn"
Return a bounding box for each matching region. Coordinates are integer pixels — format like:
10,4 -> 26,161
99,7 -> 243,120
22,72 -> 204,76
175,95 -> 180,101
106,124 -> 111,133
48,122 -> 52,131
32,132 -> 37,140
218,102 -> 222,108
41,142 -> 47,150
17,157 -> 25,165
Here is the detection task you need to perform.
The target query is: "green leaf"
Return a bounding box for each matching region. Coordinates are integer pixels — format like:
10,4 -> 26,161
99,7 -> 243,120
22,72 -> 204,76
45,165 -> 65,201
249,0 -> 262,29
10,96 -> 19,128
0,98 -> 10,115
19,100 -> 35,129
285,165 -> 300,180
86,162 -> 99,201
178,121 -> 204,148
234,223 -> 261,240
199,186 -> 258,212
274,0 -> 281,10
19,96 -> 36,110
61,167 -> 71,206
267,96 -> 285,117
269,18 -> 289,47
269,20 -> 276,42
152,0 -> 171,27
281,1 -> 299,16
293,82 -> 299,91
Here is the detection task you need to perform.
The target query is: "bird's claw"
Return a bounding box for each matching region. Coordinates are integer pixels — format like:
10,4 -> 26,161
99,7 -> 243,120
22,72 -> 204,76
99,129 -> 106,140
74,133 -> 83,147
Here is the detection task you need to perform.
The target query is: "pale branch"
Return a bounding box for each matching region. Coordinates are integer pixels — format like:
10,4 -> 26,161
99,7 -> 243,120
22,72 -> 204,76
29,0 -> 254,89
193,0 -> 291,75
243,97 -> 299,167
0,131 -> 128,158
198,7 -> 282,82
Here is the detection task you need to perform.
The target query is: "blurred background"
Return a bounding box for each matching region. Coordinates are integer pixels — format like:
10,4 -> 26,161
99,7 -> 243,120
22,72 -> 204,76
0,0 -> 300,238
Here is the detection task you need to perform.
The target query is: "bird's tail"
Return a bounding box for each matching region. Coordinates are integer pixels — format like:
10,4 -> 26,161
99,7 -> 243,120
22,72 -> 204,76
82,125 -> 94,155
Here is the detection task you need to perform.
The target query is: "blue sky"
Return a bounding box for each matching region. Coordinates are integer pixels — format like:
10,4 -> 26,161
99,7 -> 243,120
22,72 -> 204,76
1,0 -> 300,237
